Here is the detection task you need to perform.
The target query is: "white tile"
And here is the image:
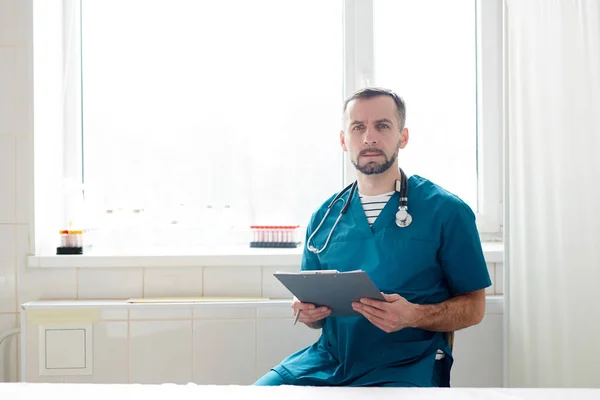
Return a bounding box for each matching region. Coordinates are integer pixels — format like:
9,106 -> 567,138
14,0 -> 32,48
495,263 -> 504,294
262,265 -> 297,299
256,306 -> 294,319
65,321 -> 128,384
18,267 -> 78,306
256,319 -> 321,379
193,319 -> 256,385
0,313 -> 19,382
130,308 -> 191,320
15,135 -> 33,223
130,320 -> 193,384
0,135 -> 16,223
14,38 -> 33,136
143,267 -> 203,298
203,266 -> 262,297
78,268 -> 143,299
0,0 -> 14,45
0,225 -> 17,312
486,263 -> 496,295
17,225 -> 78,306
193,306 -> 255,320
0,48 -> 14,135
99,309 -> 128,321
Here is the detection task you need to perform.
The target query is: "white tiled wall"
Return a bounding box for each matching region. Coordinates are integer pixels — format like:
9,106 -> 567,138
0,0 -> 505,385
144,267 -> 204,298
0,312 -> 18,383
1,0 -> 31,384
203,266 -> 263,297
78,268 -> 143,299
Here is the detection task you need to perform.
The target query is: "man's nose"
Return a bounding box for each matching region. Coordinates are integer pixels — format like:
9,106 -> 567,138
363,126 -> 379,145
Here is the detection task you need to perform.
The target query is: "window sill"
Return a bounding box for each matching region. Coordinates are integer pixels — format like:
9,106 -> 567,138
27,242 -> 504,268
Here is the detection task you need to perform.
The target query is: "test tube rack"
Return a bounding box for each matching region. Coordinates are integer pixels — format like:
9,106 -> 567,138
56,229 -> 85,255
250,225 -> 301,248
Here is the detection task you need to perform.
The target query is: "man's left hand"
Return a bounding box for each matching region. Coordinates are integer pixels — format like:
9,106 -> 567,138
351,293 -> 419,333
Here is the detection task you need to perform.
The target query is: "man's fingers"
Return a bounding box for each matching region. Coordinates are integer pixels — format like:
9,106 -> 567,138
294,304 -> 328,314
353,302 -> 387,319
302,308 -> 330,317
293,303 -> 314,312
292,302 -> 330,323
294,303 -> 329,312
355,308 -> 391,332
298,308 -> 331,322
359,297 -> 390,311
382,293 -> 401,302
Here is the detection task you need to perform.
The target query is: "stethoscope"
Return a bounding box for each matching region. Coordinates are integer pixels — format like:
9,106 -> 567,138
306,168 -> 412,254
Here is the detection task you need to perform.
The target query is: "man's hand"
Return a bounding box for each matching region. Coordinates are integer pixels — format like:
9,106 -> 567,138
292,297 -> 331,328
351,293 -> 418,333
353,289 -> 487,333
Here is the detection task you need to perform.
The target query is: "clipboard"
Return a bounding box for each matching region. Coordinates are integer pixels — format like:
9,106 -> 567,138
273,270 -> 385,317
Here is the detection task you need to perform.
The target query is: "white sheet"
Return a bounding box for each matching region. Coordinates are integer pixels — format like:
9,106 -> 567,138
1,383 -> 599,400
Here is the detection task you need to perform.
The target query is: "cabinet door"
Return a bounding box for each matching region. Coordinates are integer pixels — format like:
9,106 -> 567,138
194,319 -> 257,385
256,309 -> 322,379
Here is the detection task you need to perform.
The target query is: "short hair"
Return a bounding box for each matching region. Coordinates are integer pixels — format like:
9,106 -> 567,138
342,87 -> 406,130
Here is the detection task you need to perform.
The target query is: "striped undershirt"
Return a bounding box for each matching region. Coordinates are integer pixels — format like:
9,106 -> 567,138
358,191 -> 394,226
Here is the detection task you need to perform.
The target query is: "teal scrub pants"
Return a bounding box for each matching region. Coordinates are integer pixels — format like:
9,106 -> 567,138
253,360 -> 444,387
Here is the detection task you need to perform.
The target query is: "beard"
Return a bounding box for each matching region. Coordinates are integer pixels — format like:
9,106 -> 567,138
351,148 -> 398,175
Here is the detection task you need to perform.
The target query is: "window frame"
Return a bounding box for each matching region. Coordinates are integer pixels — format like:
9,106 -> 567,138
343,0 -> 503,238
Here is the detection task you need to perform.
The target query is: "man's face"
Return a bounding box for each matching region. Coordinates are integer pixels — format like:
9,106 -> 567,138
340,96 -> 409,175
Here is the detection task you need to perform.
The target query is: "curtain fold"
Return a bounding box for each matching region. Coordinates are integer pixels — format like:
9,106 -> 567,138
505,0 -> 600,387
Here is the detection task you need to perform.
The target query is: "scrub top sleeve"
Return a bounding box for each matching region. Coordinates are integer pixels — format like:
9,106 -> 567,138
438,201 -> 491,295
300,210 -> 322,272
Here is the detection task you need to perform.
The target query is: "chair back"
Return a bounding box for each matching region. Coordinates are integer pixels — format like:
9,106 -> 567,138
445,331 -> 455,351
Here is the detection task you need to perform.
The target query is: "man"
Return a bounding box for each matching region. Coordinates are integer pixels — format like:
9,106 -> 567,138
254,87 -> 491,387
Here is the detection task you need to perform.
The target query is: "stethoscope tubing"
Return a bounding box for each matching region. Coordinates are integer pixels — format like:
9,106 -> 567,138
306,168 -> 411,254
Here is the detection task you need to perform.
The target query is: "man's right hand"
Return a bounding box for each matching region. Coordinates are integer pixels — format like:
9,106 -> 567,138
292,297 -> 331,328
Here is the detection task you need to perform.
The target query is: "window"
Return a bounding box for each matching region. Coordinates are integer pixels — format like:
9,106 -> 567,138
373,0 -> 478,208
33,0 -> 503,255
79,0 -> 343,251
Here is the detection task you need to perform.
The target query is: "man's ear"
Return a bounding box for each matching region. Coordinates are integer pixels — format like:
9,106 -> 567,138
399,128 -> 409,149
340,130 -> 348,151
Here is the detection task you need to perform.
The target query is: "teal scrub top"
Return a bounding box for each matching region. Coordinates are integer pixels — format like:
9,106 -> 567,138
272,175 -> 492,387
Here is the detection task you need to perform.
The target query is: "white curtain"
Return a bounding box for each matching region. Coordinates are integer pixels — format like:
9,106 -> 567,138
505,0 -> 600,387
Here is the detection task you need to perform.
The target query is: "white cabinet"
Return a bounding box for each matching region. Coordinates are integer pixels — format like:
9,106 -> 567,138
450,314 -> 504,387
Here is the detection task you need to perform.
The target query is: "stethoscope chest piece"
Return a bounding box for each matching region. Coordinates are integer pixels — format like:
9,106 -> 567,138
395,208 -> 412,228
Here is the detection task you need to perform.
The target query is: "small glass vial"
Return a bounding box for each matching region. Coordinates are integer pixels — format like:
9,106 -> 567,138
60,230 -> 69,247
71,230 -> 83,248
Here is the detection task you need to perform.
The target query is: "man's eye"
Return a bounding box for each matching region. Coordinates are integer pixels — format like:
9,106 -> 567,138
378,123 -> 390,129
352,125 -> 363,131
